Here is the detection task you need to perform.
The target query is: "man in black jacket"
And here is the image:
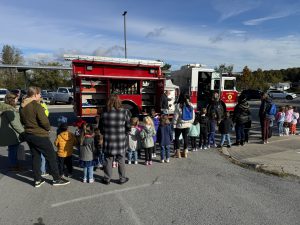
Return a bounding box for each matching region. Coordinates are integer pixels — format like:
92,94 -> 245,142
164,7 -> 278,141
160,90 -> 171,114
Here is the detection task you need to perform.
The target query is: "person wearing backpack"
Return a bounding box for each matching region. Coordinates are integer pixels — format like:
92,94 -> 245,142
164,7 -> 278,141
172,93 -> 195,158
263,97 -> 276,144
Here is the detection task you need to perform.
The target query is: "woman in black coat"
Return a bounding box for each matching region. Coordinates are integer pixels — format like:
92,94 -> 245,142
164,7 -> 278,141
99,95 -> 131,185
233,94 -> 251,146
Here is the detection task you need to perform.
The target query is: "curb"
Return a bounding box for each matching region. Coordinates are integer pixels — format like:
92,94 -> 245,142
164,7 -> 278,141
219,148 -> 300,180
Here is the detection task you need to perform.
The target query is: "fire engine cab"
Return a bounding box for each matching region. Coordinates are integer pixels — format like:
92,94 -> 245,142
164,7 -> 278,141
64,55 -> 166,117
171,64 -> 238,112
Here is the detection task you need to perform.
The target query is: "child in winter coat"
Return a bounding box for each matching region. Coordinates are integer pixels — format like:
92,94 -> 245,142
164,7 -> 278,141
188,113 -> 200,151
218,112 -> 233,148
54,123 -> 77,177
79,124 -> 96,183
127,117 -> 140,165
199,108 -> 210,150
157,115 -> 173,163
94,128 -> 104,169
276,106 -> 285,136
140,116 -> 156,166
150,109 -> 160,158
208,112 -> 217,148
284,105 -> 293,136
290,107 -> 299,135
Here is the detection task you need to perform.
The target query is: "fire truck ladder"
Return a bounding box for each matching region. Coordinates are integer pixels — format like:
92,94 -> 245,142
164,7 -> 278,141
64,54 -> 164,67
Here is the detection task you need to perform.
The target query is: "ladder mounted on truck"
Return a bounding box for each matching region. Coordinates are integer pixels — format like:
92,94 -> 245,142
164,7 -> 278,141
64,54 -> 164,67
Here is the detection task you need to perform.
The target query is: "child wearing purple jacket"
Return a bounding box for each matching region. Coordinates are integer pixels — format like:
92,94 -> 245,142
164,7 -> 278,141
151,109 -> 160,158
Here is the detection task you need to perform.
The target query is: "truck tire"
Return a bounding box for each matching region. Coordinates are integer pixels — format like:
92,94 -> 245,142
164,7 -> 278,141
68,97 -> 73,104
122,101 -> 139,117
286,95 -> 293,100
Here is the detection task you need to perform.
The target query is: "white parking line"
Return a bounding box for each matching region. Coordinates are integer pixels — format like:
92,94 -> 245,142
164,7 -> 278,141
51,182 -> 159,208
116,193 -> 143,225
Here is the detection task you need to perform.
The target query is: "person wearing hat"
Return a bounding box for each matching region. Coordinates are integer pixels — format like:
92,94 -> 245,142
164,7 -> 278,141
232,94 -> 251,146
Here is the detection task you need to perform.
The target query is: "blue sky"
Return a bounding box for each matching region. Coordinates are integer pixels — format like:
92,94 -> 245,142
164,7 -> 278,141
1,0 -> 300,71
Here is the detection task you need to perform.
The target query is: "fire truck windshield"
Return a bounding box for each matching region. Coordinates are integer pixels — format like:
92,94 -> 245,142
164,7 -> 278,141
223,79 -> 235,90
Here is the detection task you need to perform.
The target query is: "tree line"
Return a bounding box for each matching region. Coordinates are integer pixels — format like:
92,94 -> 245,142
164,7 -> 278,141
216,64 -> 300,91
1,44 -> 299,92
0,45 -> 71,90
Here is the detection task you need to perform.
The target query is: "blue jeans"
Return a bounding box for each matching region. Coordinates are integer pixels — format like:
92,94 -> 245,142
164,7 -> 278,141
83,166 -> 94,180
160,145 -> 170,160
235,124 -> 245,142
8,144 -> 19,166
208,132 -> 216,145
128,150 -> 138,162
220,134 -> 231,146
41,154 -> 47,174
278,121 -> 284,135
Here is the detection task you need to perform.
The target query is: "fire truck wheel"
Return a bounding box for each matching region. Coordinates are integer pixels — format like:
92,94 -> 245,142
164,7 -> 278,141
68,97 -> 73,104
122,102 -> 139,117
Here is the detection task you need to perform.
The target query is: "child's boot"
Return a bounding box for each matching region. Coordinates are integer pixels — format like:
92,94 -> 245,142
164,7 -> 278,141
183,149 -> 188,158
176,149 -> 181,158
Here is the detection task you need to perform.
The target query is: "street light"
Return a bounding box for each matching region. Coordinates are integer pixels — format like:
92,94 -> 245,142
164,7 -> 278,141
122,11 -> 127,58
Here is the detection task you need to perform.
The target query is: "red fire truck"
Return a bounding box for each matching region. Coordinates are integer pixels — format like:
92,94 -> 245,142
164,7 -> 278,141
171,64 -> 238,112
64,55 -> 166,117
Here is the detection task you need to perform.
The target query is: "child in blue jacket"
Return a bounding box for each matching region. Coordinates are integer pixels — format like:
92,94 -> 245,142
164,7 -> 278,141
157,115 -> 173,163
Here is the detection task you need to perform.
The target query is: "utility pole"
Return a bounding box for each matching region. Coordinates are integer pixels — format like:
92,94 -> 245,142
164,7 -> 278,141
122,11 -> 127,58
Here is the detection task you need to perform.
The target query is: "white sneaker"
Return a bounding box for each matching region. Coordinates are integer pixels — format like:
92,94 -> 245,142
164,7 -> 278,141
89,179 -> 94,183
195,148 -> 199,151
207,145 -> 210,149
204,146 -> 208,150
161,159 -> 165,163
153,153 -> 157,158
128,161 -> 131,164
83,178 -> 87,183
200,145 -> 203,150
166,158 -> 170,163
134,161 -> 138,165
41,173 -> 49,177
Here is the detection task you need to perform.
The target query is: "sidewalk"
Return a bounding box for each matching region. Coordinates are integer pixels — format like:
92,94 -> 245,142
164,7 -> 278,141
220,135 -> 300,178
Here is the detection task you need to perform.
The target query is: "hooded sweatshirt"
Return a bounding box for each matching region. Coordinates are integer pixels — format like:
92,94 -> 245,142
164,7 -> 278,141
20,98 -> 50,137
0,102 -> 24,146
54,131 -> 77,157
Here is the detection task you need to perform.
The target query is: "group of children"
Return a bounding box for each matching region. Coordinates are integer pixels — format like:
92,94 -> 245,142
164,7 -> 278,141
128,112 -> 173,165
275,105 -> 299,136
49,104 -> 299,183
187,108 -> 233,150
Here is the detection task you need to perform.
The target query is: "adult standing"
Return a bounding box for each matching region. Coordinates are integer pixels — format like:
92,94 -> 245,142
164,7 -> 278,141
232,94 -> 251,146
172,93 -> 195,158
20,86 -> 70,187
99,95 -> 131,185
258,92 -> 272,144
206,91 -> 224,124
0,93 -> 25,171
160,90 -> 171,115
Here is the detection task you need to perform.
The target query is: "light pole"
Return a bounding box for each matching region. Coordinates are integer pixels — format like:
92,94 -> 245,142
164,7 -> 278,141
122,11 -> 127,58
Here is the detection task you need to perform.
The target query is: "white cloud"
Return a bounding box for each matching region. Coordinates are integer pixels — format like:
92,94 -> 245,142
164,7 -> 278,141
211,0 -> 260,21
244,5 -> 300,25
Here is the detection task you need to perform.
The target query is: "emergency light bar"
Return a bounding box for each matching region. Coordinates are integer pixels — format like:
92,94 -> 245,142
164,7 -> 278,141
64,54 -> 164,67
